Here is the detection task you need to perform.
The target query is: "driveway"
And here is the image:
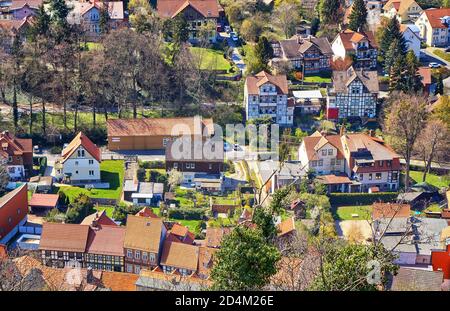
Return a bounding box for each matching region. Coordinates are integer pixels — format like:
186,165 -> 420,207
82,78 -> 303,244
420,48 -> 450,67
219,32 -> 247,74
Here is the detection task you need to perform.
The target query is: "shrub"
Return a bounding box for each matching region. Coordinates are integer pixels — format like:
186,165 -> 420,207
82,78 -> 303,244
112,203 -> 142,223
168,208 -> 207,220
329,192 -> 398,206
137,168 -> 146,182
50,146 -> 62,154
139,161 -> 165,169
65,194 -> 95,224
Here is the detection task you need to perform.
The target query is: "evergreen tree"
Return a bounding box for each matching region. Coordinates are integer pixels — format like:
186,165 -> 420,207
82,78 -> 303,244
384,38 -> 403,74
348,0 -> 367,32
403,51 -> 422,94
29,4 -> 50,39
388,56 -> 405,93
436,74 -> 444,95
379,17 -> 406,60
99,5 -> 110,34
48,0 -> 72,41
319,0 -> 341,24
254,36 -> 274,70
172,15 -> 189,44
211,226 -> 281,290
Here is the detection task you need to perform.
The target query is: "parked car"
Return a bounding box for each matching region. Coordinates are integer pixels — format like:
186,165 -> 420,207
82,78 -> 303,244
224,25 -> 231,33
33,145 -> 41,154
233,144 -> 241,151
230,32 -> 239,42
428,62 -> 441,68
223,142 -> 232,152
445,47 -> 450,53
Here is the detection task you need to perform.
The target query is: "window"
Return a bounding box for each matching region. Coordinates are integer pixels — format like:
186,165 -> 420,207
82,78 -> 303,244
378,161 -> 383,167
75,171 -> 79,175
318,160 -> 323,166
322,149 -> 327,156
392,172 -> 398,181
89,170 -> 94,176
191,163 -> 195,169
328,149 -> 333,155
142,252 -> 148,261
209,164 -> 212,170
17,208 -> 21,215
89,160 -> 94,165
336,160 -> 341,166
375,173 -> 382,180
75,161 -> 79,166
135,250 -> 140,260
359,174 -> 363,181
149,253 -> 156,263
163,138 -> 169,147
127,249 -> 132,258
126,264 -> 133,273
386,160 -> 392,167
330,159 -> 335,166
311,161 -> 317,167
368,173 -> 372,180
173,163 -> 178,169
8,156 -> 12,163
77,149 -> 85,157
186,163 -> 191,169
8,217 -> 12,224
134,265 -> 141,274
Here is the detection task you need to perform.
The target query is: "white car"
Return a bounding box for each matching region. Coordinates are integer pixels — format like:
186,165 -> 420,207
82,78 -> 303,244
428,62 -> 441,68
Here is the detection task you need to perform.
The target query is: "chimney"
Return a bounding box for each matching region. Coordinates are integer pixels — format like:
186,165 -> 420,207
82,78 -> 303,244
340,125 -> 346,137
87,266 -> 93,284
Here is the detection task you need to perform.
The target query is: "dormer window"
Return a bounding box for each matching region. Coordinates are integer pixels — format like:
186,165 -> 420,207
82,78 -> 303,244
77,149 -> 85,157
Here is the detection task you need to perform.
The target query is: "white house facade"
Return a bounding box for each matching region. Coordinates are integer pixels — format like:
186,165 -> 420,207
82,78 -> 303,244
244,71 -> 293,125
55,132 -> 101,184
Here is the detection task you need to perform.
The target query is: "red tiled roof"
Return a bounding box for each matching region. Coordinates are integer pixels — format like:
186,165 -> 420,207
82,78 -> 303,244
335,29 -> 378,51
316,174 -> 353,185
61,132 -> 101,163
424,8 -> 450,29
372,203 -> 411,220
245,71 -> 289,95
171,223 -> 189,237
418,66 -> 432,86
29,193 -> 59,208
0,131 -> 32,157
9,0 -> 42,10
157,0 -> 222,19
81,210 -> 117,227
107,116 -> 214,137
160,240 -> 199,271
39,223 -> 90,252
136,207 -> 159,218
301,132 -> 346,161
101,271 -> 139,291
86,225 -> 126,257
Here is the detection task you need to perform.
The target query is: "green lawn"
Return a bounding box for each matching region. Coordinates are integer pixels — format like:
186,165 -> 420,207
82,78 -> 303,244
333,205 -> 372,220
302,75 -> 332,83
94,205 -> 115,218
189,47 -> 232,71
432,49 -> 450,62
58,160 -> 124,203
409,170 -> 450,188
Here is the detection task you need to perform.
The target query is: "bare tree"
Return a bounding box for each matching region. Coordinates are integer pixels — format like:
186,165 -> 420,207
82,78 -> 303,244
383,93 -> 428,190
274,1 -> 302,39
414,119 -> 449,182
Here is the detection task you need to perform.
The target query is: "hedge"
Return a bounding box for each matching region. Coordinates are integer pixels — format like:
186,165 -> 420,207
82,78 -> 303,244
168,208 -> 207,220
329,192 -> 398,206
139,160 -> 165,169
